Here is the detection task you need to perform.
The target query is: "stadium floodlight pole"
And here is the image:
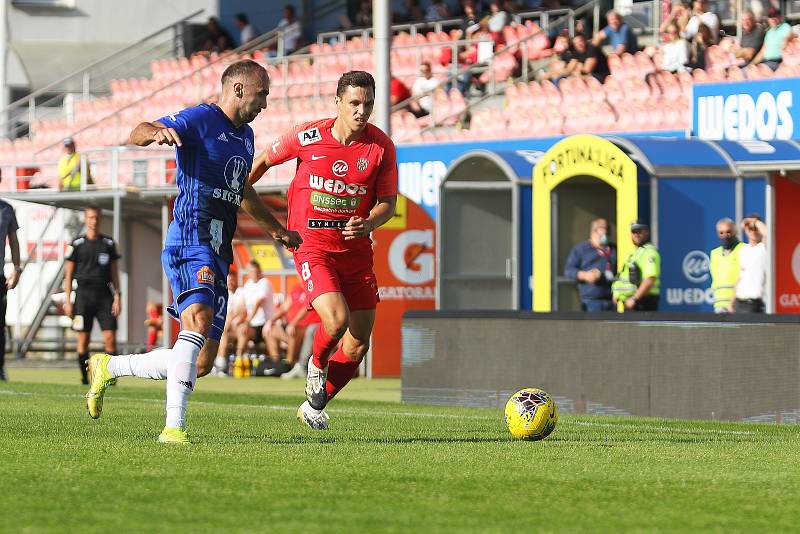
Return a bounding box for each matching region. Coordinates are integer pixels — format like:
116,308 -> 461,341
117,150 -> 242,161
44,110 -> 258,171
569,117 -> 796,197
373,0 -> 391,135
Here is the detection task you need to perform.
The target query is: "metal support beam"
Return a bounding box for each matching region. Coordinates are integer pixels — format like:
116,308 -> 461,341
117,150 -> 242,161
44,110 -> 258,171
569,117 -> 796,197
373,0 -> 391,135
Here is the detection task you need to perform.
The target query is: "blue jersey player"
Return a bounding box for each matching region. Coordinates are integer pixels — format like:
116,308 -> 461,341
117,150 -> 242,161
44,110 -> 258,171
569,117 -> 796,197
83,60 -> 301,444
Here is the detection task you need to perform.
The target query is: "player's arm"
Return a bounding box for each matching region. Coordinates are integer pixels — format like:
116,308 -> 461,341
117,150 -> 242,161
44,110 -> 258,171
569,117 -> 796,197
343,196 -> 397,241
63,258 -> 75,318
128,121 -> 183,147
248,150 -> 275,184
240,181 -> 302,248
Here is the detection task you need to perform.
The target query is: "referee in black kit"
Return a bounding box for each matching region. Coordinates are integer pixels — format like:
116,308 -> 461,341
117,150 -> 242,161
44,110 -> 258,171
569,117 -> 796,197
63,205 -> 121,384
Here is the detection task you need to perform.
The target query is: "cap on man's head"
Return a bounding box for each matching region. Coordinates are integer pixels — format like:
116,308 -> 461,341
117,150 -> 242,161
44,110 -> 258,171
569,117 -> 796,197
767,6 -> 781,17
630,220 -> 649,232
63,137 -> 75,146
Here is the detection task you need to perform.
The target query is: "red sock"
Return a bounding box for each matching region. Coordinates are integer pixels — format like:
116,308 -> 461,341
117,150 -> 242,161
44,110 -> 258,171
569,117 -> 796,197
311,327 -> 340,369
325,348 -> 360,401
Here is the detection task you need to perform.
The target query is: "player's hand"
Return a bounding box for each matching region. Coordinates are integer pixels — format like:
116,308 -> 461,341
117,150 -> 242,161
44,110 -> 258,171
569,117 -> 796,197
112,295 -> 121,317
624,297 -> 637,310
63,302 -> 73,318
6,270 -> 19,290
153,127 -> 182,147
343,216 -> 372,240
274,229 -> 302,249
286,323 -> 296,337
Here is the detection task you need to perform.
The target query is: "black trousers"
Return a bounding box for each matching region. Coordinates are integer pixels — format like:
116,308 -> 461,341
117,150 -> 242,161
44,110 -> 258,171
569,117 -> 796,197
734,298 -> 765,313
633,295 -> 659,311
0,278 -> 6,368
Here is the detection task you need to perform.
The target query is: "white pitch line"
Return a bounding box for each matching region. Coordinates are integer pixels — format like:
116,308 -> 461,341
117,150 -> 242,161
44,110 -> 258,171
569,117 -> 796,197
0,388 -> 763,435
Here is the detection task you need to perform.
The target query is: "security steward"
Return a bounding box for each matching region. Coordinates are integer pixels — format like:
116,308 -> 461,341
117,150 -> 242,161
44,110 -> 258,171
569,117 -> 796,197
612,220 -> 661,311
709,217 -> 744,313
63,205 -> 121,384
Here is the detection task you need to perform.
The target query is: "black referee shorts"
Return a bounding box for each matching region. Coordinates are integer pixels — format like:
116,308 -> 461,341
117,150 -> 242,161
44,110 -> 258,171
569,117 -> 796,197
74,288 -> 117,332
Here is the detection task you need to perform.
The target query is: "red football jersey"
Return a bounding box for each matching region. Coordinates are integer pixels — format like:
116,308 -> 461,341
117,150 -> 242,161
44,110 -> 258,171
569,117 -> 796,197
268,118 -> 398,253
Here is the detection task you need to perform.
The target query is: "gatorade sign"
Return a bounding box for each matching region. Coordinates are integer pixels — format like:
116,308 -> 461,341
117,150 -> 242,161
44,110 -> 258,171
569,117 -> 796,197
693,78 -> 800,141
775,176 -> 800,313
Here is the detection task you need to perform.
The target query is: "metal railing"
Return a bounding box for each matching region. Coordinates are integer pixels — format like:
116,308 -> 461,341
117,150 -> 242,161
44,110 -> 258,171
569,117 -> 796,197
1,9 -> 207,141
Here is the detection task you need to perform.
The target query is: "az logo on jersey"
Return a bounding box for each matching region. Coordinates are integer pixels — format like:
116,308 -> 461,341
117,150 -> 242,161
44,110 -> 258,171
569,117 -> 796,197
298,127 -> 322,146
224,155 -> 248,192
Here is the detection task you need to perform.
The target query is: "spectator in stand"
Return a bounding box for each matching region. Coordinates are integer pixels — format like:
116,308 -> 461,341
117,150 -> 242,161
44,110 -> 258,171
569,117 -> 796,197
687,23 -> 712,70
564,218 -> 616,312
58,138 -> 92,192
753,7 -> 793,71
395,0 -> 425,23
354,0 -> 373,27
593,10 -> 638,55
683,0 -> 719,43
234,13 -> 259,47
735,10 -> 765,66
487,1 -> 510,35
426,0 -> 450,21
460,0 -> 482,38
412,62 -> 441,116
659,0 -> 691,36
567,32 -> 609,81
734,214 -> 768,313
202,16 -> 234,53
541,32 -> 572,81
278,5 -> 303,54
235,260 -> 274,359
660,23 -> 689,72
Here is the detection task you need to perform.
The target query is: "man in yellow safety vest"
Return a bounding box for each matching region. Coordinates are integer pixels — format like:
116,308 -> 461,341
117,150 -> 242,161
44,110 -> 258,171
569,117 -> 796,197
612,220 -> 661,311
709,217 -> 744,313
57,137 -> 91,191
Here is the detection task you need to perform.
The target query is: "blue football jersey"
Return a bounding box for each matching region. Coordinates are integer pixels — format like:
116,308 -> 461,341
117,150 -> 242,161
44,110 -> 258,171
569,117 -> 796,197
158,104 -> 255,264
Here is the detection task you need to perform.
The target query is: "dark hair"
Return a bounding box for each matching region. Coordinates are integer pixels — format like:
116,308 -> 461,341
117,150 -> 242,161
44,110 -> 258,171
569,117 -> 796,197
235,13 -> 248,24
421,61 -> 432,69
221,59 -> 267,86
249,259 -> 260,268
336,70 -> 376,97
85,204 -> 101,214
284,4 -> 295,17
572,32 -> 587,40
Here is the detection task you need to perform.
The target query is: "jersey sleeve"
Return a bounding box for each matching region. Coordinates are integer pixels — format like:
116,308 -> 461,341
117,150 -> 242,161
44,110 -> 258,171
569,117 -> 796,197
108,240 -> 122,261
376,138 -> 398,197
267,124 -> 304,165
65,240 -> 78,262
156,107 -> 203,146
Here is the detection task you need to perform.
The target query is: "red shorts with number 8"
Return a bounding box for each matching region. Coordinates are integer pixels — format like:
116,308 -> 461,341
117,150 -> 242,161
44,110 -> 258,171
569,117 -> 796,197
293,247 -> 379,311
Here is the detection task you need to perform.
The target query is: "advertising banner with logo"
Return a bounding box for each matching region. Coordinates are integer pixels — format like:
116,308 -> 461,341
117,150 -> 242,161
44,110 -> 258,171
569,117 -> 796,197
775,176 -> 800,313
371,195 -> 436,377
657,178 -> 736,311
693,78 -> 800,141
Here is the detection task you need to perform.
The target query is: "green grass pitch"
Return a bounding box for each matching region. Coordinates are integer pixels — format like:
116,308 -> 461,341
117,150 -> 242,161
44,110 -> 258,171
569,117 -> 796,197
2,369 -> 800,532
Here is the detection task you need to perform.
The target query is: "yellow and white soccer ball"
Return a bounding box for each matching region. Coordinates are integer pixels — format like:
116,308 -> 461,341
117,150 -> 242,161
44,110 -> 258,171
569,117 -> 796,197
504,388 -> 558,440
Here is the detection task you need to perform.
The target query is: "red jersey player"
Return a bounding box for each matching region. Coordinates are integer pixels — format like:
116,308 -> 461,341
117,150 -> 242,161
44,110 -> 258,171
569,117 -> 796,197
249,71 -> 398,429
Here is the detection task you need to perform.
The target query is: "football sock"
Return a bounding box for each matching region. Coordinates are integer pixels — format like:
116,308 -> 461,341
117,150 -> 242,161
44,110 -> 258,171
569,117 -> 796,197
78,352 -> 89,383
325,348 -> 360,401
107,348 -> 169,380
165,331 -> 205,429
311,327 -> 339,369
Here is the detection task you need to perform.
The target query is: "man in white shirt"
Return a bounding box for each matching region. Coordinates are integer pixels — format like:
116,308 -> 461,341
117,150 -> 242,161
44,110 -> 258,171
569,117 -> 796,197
278,5 -> 302,54
734,215 -> 768,313
682,0 -> 719,42
234,13 -> 258,46
411,62 -> 440,116
236,260 -> 274,357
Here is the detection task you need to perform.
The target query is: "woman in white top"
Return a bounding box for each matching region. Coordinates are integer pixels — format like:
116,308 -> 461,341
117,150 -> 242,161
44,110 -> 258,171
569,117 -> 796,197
734,215 -> 768,313
660,23 -> 690,72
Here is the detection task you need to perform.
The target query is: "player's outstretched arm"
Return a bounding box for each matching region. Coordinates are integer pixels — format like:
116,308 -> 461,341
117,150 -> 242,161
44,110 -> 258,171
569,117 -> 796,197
128,121 -> 182,147
248,150 -> 273,184
343,195 -> 397,241
241,181 -> 302,249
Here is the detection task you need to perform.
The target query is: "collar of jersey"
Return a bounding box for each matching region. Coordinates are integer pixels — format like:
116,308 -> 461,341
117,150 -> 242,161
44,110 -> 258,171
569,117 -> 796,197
209,103 -> 245,133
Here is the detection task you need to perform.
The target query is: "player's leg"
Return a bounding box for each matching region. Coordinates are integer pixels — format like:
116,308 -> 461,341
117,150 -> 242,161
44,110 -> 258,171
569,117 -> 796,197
76,331 -> 91,385
196,339 -> 220,377
306,291 -> 349,410
326,309 -> 374,401
74,292 -> 92,384
0,284 -> 7,381
98,293 -> 118,355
